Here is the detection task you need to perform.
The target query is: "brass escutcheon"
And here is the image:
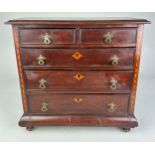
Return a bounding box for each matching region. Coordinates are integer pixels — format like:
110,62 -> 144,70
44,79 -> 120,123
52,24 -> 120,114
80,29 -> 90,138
74,97 -> 83,103
74,73 -> 85,81
72,51 -> 83,60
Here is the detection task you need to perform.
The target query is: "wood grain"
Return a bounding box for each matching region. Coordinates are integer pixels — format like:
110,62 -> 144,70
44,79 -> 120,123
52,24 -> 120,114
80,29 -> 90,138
19,28 -> 76,45
25,71 -> 133,93
80,28 -> 137,45
19,114 -> 138,128
21,48 -> 135,69
28,94 -> 129,116
129,25 -> 144,114
6,18 -> 150,130
12,26 -> 28,113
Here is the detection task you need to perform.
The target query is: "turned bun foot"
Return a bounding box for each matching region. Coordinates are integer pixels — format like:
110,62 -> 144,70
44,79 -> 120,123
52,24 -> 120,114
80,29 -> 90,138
122,128 -> 130,132
26,126 -> 34,131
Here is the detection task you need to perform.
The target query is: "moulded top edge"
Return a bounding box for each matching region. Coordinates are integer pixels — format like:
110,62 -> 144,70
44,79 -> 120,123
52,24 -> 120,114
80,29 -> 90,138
5,17 -> 151,25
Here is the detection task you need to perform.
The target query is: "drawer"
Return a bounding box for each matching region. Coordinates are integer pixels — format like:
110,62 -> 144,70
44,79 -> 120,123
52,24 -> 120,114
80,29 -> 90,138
25,71 -> 132,93
80,28 -> 137,45
19,29 -> 76,45
22,48 -> 135,69
28,94 -> 129,116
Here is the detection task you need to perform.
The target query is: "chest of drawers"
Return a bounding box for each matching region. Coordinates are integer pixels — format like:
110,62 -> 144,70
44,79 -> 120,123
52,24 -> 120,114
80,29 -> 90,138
6,18 -> 150,131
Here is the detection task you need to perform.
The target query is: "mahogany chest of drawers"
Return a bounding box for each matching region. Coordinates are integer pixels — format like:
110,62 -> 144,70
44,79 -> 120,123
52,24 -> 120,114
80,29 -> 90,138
6,18 -> 150,131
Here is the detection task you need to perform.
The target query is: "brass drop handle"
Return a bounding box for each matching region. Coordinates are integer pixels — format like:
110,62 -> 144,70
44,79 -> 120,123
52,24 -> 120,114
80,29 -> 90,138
42,33 -> 52,44
110,55 -> 119,65
107,102 -> 116,113
37,54 -> 46,65
109,77 -> 118,90
41,101 -> 48,112
39,78 -> 47,89
103,32 -> 113,43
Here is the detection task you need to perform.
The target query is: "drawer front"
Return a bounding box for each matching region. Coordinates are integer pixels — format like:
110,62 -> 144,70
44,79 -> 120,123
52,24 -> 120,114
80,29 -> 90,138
19,29 -> 76,45
22,48 -> 134,69
28,94 -> 129,116
25,71 -> 132,93
80,28 -> 137,45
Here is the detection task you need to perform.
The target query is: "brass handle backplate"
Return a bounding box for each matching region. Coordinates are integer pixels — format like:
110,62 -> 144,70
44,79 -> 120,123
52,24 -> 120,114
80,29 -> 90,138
39,78 -> 47,89
110,55 -> 119,65
104,32 -> 113,43
109,77 -> 118,90
37,54 -> 46,65
41,101 -> 48,112
42,33 -> 52,44
107,102 -> 116,113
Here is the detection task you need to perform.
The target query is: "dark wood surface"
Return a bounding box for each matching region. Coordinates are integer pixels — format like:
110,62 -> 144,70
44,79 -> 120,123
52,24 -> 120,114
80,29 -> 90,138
19,28 -> 137,46
25,71 -> 132,93
80,28 -> 137,45
6,18 -> 150,131
28,94 -> 129,116
21,48 -> 135,69
129,25 -> 144,114
5,17 -> 150,25
19,28 -> 76,45
19,114 -> 138,128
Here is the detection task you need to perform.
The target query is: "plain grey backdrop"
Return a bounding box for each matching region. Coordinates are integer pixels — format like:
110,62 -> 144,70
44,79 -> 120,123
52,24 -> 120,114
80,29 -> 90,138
0,12 -> 155,141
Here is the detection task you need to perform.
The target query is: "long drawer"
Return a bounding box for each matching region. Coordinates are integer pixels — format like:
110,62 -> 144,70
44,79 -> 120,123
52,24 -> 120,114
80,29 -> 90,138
28,93 -> 129,116
22,48 -> 135,69
25,71 -> 133,93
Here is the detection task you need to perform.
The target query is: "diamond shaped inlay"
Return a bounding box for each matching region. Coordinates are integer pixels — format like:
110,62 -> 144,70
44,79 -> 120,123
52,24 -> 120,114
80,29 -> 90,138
74,97 -> 83,103
74,73 -> 85,81
72,52 -> 83,60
